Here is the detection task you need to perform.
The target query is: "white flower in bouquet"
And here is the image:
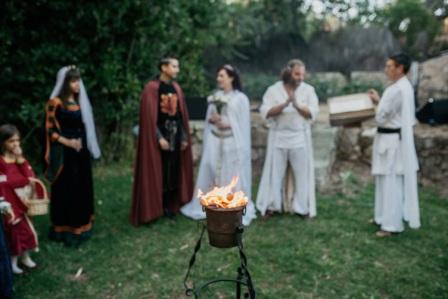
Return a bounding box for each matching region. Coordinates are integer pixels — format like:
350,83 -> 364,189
207,93 -> 230,114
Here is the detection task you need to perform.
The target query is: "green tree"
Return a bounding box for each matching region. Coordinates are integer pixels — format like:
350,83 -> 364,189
0,0 -> 230,162
378,0 -> 440,58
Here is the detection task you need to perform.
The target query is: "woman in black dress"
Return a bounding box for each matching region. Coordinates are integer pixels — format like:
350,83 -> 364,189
44,66 -> 101,246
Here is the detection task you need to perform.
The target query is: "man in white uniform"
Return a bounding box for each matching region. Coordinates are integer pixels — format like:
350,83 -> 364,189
368,53 -> 420,237
256,59 -> 319,219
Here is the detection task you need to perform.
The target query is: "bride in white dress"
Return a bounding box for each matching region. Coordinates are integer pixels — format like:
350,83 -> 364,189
180,64 -> 256,225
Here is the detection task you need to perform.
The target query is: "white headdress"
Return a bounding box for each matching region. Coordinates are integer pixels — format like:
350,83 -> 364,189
50,66 -> 101,159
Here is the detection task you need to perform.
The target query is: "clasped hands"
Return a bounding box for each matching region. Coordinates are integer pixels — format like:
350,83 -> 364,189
159,138 -> 188,151
285,90 -> 312,119
285,90 -> 306,110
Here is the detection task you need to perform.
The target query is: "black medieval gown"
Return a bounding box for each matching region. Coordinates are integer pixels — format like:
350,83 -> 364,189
44,99 -> 94,246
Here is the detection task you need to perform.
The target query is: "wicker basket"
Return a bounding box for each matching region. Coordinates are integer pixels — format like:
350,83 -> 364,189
27,178 -> 49,216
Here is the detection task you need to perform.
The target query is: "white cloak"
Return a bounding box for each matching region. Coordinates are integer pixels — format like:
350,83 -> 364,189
256,81 -> 319,217
180,90 -> 256,225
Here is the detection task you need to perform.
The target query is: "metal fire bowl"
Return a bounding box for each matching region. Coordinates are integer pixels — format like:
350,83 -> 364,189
203,205 -> 246,248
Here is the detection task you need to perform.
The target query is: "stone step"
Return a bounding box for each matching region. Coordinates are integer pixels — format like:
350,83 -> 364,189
312,105 -> 337,188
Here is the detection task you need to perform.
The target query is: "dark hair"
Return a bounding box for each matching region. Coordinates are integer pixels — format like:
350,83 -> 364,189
158,56 -> 178,71
58,67 -> 81,101
281,59 -> 305,84
217,64 -> 242,91
389,53 -> 411,74
0,124 -> 20,154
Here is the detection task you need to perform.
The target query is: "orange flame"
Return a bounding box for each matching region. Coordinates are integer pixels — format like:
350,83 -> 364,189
198,177 -> 248,209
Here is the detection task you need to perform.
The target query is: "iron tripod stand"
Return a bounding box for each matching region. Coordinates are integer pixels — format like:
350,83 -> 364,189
183,224 -> 256,298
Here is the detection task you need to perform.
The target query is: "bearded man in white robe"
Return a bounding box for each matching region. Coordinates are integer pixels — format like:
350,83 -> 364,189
368,53 -> 420,237
256,59 -> 319,219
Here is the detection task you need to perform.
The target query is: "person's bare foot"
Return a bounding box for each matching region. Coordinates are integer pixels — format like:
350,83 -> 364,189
368,219 -> 380,226
262,210 -> 274,220
375,230 -> 393,237
296,213 -> 310,220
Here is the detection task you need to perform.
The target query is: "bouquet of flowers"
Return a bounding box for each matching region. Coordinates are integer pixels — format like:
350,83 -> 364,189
207,93 -> 230,114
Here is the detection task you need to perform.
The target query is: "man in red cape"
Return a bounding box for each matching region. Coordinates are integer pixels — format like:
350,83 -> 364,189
130,57 -> 193,226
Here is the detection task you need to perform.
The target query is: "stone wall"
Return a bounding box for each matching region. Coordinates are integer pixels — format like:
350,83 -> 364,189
250,112 -> 269,181
188,56 -> 448,196
417,53 -> 448,106
331,120 -> 448,196
189,105 -> 337,190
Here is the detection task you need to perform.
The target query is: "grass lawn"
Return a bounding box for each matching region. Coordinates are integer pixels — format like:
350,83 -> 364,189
13,165 -> 448,298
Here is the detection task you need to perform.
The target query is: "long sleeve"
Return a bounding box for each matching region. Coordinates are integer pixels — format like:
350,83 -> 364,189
175,86 -> 189,142
181,126 -> 188,142
45,98 -> 63,142
0,172 -> 28,220
376,87 -> 402,126
17,160 -> 35,179
156,128 -> 163,140
44,98 -> 64,182
0,162 -> 29,189
4,176 -> 29,189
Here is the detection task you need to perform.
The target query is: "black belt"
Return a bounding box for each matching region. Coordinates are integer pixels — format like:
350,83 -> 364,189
377,127 -> 401,138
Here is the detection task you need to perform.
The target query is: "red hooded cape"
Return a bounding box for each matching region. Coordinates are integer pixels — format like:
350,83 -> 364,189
130,80 -> 193,226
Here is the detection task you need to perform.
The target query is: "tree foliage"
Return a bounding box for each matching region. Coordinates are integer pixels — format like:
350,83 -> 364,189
0,0 -> 443,163
377,0 -> 441,58
0,0 -> 230,161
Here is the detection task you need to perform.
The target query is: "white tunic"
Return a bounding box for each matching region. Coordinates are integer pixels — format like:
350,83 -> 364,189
256,81 -> 319,216
273,98 -> 308,149
180,90 -> 257,226
372,81 -> 404,175
372,76 -> 420,229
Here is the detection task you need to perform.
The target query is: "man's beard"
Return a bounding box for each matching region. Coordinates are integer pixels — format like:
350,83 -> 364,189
288,78 -> 302,87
